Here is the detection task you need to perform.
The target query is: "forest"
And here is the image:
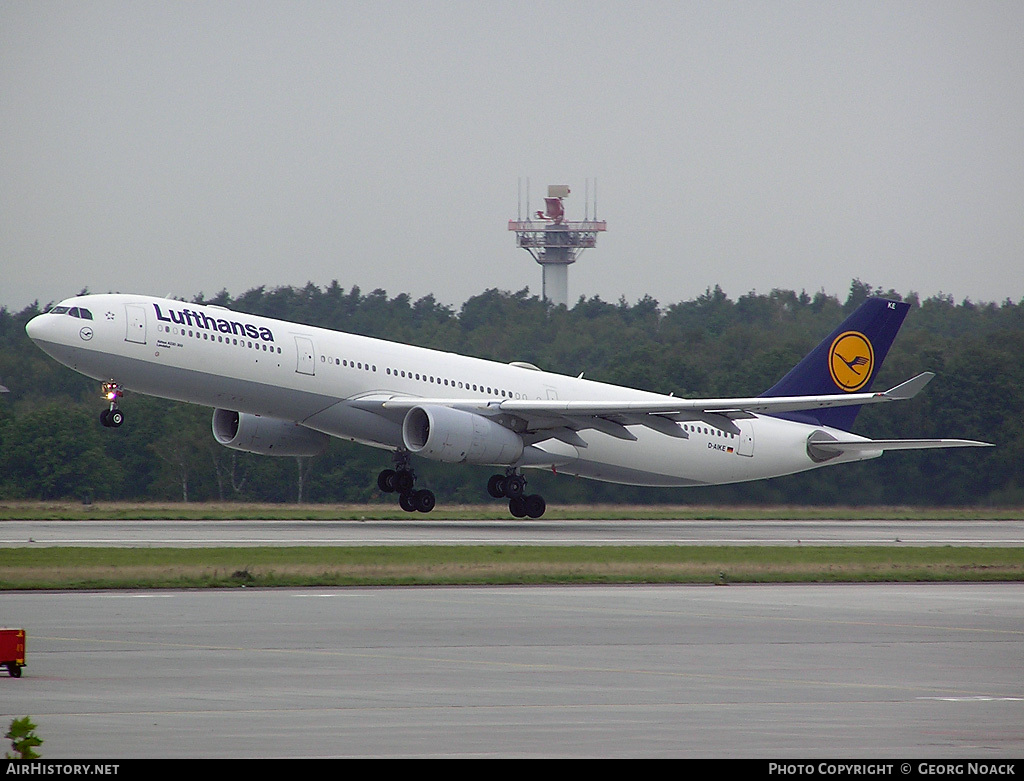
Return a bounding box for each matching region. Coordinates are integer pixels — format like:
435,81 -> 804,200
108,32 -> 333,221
1,279 -> 1021,506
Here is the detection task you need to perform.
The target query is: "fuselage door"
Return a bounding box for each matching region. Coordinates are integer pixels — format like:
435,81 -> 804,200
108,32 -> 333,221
737,420 -> 754,457
125,304 -> 147,344
295,336 -> 315,376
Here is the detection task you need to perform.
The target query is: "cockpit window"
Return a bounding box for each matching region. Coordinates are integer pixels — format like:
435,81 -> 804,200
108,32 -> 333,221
45,305 -> 92,318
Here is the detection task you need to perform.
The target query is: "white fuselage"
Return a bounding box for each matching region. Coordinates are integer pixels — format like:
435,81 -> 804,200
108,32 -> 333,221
26,294 -> 876,487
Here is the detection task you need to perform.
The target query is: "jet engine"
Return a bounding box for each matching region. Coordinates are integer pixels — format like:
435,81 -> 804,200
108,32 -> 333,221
402,405 -> 524,465
212,409 -> 329,457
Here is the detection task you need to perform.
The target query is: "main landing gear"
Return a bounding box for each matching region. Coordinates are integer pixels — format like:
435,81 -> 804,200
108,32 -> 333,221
377,457 -> 547,519
99,381 -> 124,428
377,452 -> 435,513
487,470 -> 546,518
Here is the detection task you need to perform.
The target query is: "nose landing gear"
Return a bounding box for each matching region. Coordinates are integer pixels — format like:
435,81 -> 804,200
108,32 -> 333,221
99,381 -> 124,428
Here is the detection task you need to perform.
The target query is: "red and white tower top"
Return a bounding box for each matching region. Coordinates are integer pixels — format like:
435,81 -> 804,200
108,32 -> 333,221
508,183 -> 607,306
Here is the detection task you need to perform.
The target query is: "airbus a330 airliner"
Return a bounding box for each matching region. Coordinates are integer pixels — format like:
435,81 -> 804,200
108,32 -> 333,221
26,293 -> 989,517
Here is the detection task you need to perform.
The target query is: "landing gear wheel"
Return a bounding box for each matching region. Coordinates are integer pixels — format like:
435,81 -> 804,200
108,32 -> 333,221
413,489 -> 436,513
504,475 -> 525,498
487,474 -> 506,498
524,494 -> 546,519
508,496 -> 527,518
399,491 -> 418,513
488,471 -> 526,499
377,469 -> 397,493
100,408 -> 123,428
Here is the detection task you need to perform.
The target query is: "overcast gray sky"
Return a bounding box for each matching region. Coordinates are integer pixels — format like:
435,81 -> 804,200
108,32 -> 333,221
2,1 -> 1022,312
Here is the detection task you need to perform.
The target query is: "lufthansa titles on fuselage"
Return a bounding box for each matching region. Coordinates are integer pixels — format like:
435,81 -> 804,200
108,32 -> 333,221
153,303 -> 274,342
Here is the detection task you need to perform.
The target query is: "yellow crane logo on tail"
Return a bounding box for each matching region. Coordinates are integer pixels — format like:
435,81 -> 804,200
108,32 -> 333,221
828,331 -> 875,392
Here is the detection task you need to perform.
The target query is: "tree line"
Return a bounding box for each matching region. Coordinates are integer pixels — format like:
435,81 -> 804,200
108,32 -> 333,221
1,279 -> 1021,506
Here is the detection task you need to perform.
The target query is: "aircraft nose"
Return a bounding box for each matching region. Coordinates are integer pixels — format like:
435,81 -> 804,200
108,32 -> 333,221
25,313 -> 51,342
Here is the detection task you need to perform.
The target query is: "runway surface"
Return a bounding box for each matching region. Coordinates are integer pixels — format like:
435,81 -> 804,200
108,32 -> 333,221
1,584 -> 1022,758
2,517 -> 1023,547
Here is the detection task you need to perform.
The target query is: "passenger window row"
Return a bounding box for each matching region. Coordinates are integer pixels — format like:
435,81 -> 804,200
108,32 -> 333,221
386,365 -> 520,398
682,423 -> 737,439
318,353 -> 522,398
322,355 -> 376,372
158,324 -> 283,354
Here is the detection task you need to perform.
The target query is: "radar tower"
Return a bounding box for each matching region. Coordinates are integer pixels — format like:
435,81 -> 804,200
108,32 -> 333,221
508,181 -> 607,306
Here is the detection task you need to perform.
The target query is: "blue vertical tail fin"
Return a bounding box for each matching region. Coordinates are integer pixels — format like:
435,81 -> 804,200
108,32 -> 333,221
761,298 -> 911,431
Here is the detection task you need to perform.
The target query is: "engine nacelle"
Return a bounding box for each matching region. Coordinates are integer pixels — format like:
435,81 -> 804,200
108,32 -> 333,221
212,409 -> 329,457
402,405 -> 524,465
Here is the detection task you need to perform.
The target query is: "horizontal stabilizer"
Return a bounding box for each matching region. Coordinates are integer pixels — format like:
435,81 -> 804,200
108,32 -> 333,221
883,372 -> 935,400
812,438 -> 993,453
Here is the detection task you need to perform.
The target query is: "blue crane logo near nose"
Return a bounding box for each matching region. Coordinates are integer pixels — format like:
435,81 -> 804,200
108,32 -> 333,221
79,327 -> 94,341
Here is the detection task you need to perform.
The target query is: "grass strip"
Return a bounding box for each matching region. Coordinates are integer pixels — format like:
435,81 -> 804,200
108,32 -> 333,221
1,546 -> 1022,589
1,502 -> 1022,521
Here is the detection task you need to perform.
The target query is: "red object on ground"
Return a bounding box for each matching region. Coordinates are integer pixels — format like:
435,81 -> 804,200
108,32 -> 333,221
0,628 -> 25,677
